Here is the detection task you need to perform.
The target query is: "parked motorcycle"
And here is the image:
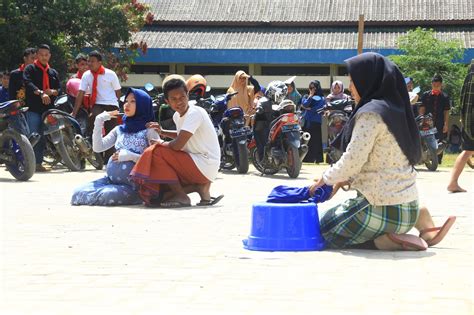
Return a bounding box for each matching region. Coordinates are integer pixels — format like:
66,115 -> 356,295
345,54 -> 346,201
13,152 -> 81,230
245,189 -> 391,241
42,95 -> 103,171
415,112 -> 439,171
317,98 -> 354,164
249,99 -> 310,178
0,100 -> 36,180
196,92 -> 251,174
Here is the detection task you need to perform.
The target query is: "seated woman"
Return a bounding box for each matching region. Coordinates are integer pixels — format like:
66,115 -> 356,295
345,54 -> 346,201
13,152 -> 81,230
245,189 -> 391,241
326,80 -> 350,103
130,75 -> 223,208
310,53 -> 456,251
71,88 -> 157,206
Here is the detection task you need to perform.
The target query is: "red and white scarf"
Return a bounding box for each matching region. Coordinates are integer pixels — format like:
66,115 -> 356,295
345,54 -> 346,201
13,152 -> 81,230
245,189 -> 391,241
90,65 -> 105,105
34,59 -> 50,90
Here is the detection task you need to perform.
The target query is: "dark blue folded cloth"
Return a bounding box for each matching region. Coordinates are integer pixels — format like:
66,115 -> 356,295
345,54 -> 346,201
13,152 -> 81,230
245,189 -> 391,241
266,184 -> 333,204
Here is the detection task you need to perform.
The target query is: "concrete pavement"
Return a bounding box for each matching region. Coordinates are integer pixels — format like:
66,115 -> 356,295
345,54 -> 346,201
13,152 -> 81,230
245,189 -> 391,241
0,164 -> 472,315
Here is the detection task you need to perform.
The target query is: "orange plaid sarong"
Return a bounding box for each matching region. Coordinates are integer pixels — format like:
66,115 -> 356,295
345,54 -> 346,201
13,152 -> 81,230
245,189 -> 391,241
130,144 -> 209,205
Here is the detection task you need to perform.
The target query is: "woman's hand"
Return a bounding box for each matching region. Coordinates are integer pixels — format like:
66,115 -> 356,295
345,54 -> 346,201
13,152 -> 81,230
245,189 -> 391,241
111,151 -> 120,162
107,110 -> 120,119
146,122 -> 162,135
309,177 -> 325,197
329,181 -> 351,199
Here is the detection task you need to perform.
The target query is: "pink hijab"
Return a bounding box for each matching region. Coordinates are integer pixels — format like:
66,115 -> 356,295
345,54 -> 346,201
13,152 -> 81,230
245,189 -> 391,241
326,80 -> 350,102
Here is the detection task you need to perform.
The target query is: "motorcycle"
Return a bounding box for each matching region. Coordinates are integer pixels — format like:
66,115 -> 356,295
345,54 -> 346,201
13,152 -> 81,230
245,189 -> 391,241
317,98 -> 354,164
0,100 -> 36,180
41,95 -> 103,171
196,92 -> 252,174
415,112 -> 439,171
249,98 -> 311,178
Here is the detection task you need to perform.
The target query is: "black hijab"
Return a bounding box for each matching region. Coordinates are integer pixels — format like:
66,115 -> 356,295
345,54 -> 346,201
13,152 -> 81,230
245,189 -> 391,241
333,52 -> 421,165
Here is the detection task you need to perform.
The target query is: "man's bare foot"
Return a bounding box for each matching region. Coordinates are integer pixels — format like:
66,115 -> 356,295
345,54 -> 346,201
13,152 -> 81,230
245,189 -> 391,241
161,191 -> 191,206
195,182 -> 211,201
447,184 -> 467,193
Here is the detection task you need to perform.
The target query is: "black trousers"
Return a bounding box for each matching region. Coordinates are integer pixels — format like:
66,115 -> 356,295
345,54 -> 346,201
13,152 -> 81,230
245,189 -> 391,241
303,122 -> 323,163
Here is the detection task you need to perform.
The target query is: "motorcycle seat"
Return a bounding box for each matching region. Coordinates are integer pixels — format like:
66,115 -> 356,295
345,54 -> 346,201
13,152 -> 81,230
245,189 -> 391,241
0,100 -> 19,114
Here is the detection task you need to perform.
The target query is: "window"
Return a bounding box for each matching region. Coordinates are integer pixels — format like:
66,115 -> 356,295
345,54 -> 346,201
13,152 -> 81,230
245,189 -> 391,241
185,65 -> 249,75
131,64 -> 170,74
261,66 -> 330,76
338,65 -> 348,76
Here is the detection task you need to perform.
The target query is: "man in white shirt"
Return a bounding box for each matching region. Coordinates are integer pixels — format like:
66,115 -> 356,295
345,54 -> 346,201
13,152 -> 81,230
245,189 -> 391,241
130,75 -> 222,208
72,50 -> 121,162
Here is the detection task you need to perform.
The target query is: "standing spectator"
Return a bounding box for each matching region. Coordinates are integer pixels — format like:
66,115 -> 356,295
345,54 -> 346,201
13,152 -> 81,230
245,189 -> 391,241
227,70 -> 255,125
70,53 -> 89,79
284,76 -> 302,107
23,44 -> 61,172
326,80 -> 350,103
405,77 -> 420,116
9,48 -> 36,107
7,47 -> 36,136
66,53 -> 89,106
72,50 -> 121,162
447,60 -> 474,192
0,72 -> 9,102
301,80 -> 325,163
419,74 -> 450,163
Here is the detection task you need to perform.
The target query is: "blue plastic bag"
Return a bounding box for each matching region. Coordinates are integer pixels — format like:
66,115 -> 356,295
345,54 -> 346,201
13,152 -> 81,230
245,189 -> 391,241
266,184 -> 333,204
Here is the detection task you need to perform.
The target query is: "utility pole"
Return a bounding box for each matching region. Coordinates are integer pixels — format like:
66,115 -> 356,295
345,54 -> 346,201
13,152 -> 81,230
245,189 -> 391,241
358,14 -> 365,55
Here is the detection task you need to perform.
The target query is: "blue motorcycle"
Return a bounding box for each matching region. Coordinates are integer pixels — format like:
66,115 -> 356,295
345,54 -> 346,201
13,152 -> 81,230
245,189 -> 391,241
0,100 -> 36,180
196,92 -> 251,174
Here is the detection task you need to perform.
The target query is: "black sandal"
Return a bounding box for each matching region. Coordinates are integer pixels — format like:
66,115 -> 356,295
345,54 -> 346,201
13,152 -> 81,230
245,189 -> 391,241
196,195 -> 224,206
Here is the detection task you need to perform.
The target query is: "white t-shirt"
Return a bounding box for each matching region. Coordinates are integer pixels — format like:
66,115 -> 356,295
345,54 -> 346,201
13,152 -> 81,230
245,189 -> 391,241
174,104 -> 220,181
79,68 -> 121,106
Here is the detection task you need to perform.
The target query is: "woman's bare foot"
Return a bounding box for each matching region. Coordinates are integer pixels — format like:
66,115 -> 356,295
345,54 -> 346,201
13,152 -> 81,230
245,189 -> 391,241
415,207 -> 437,243
374,234 -> 405,250
447,183 -> 467,193
373,234 -> 427,251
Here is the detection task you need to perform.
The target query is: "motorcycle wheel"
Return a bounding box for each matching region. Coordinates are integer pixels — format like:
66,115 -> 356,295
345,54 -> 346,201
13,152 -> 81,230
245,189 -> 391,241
87,152 -> 104,170
55,130 -> 82,171
234,141 -> 249,174
286,145 -> 302,178
249,146 -> 278,175
424,146 -> 439,171
0,129 -> 35,181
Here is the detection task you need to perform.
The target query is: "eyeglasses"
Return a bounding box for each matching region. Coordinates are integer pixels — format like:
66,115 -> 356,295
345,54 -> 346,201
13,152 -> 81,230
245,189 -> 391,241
309,86 -> 316,90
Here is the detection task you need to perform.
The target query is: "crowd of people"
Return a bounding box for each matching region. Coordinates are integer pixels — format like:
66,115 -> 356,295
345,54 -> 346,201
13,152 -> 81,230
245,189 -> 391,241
2,45 -> 473,251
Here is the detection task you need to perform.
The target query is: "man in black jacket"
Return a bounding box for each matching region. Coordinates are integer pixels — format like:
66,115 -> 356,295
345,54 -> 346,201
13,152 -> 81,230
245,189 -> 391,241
23,44 -> 61,172
419,74 -> 451,164
8,47 -> 36,136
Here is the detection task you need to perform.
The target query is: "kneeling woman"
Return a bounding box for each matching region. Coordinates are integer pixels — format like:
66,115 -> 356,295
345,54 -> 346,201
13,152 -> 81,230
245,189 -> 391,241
310,53 -> 455,250
130,75 -> 222,208
71,88 -> 157,206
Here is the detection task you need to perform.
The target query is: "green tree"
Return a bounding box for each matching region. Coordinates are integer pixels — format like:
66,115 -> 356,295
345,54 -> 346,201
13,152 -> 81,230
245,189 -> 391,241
0,0 -> 154,81
389,27 -> 467,112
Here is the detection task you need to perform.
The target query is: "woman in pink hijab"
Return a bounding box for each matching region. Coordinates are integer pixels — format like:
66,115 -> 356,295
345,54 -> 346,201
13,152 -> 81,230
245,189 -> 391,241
326,80 -> 350,103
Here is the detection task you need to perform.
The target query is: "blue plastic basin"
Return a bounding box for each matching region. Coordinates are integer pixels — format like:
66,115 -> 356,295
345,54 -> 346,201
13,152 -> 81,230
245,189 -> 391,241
243,202 -> 325,251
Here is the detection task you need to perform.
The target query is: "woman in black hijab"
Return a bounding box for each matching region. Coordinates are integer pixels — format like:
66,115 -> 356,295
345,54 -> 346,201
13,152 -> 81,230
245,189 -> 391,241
309,53 -> 455,251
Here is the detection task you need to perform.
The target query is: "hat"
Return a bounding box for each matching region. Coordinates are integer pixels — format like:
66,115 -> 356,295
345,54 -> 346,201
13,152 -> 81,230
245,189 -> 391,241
404,77 -> 413,85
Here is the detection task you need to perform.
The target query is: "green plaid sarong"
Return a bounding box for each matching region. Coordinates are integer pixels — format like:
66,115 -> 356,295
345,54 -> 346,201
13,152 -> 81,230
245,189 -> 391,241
319,195 -> 419,249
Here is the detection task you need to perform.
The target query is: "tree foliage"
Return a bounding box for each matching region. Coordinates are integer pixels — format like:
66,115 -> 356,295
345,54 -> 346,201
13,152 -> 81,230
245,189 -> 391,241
0,0 -> 154,81
389,27 -> 467,112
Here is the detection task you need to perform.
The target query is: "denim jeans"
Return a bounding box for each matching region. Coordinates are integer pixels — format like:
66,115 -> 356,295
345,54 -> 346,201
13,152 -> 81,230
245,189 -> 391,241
26,111 -> 45,164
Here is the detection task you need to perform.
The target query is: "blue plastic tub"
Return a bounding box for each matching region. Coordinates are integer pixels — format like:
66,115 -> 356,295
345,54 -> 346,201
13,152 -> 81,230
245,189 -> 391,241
243,202 -> 325,251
